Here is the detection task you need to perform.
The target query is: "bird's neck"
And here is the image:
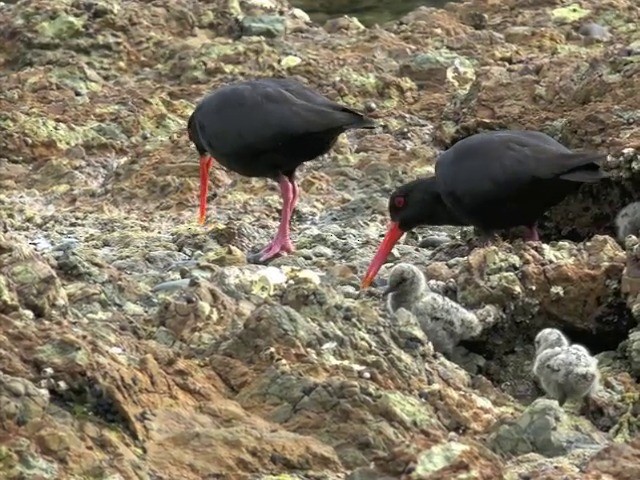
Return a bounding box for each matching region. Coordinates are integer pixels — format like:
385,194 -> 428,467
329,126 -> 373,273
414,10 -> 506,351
388,286 -> 424,313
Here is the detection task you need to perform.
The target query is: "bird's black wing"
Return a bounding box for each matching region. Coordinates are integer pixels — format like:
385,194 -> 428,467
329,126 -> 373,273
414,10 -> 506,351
194,82 -> 371,158
435,131 -> 607,211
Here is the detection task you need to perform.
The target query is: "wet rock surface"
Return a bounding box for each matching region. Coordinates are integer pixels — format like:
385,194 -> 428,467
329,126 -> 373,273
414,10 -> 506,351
0,0 -> 639,478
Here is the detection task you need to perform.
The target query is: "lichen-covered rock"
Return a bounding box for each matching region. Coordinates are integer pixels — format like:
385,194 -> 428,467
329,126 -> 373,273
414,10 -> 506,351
456,236 -> 626,335
585,437 -> 640,479
411,441 -> 502,479
0,234 -> 69,319
488,398 -> 607,457
398,49 -> 476,94
0,373 -> 50,427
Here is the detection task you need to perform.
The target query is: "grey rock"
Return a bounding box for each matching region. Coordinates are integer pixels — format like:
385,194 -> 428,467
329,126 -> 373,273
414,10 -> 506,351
487,398 -> 606,457
241,15 -> 286,38
152,278 -> 194,293
0,373 -> 50,427
418,234 -> 451,249
578,22 -> 612,42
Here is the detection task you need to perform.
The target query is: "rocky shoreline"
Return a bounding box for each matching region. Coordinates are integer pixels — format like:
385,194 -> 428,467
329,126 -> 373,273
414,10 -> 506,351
1,0 -> 640,478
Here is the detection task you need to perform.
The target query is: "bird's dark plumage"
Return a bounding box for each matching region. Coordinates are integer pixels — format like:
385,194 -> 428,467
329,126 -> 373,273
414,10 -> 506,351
188,77 -> 375,179
434,130 -> 607,231
362,130 -> 608,288
187,77 -> 376,263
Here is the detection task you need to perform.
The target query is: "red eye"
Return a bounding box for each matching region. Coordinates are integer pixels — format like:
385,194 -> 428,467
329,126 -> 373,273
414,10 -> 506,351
394,196 -> 406,208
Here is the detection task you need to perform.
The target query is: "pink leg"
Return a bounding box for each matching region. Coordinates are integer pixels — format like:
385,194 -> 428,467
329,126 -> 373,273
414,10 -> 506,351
523,224 -> 540,242
251,174 -> 297,263
288,180 -> 299,217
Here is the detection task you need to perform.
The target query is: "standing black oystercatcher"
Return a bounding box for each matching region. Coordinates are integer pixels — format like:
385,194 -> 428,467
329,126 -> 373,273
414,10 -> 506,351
361,130 -> 608,288
187,77 -> 376,263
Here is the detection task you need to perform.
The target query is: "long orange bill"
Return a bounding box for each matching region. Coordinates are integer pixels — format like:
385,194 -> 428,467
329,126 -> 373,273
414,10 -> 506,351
361,221 -> 405,289
198,155 -> 213,225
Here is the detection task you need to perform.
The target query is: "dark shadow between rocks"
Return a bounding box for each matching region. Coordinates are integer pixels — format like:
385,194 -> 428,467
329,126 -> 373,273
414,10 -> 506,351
47,376 -> 139,441
459,297 -> 636,406
538,177 -> 637,243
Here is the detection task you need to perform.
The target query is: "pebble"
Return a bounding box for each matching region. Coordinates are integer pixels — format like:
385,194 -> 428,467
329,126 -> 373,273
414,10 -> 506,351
337,285 -> 358,299
419,235 -> 452,249
152,278 -> 193,292
290,8 -> 310,23
123,302 -> 145,316
364,101 -> 377,113
323,15 -> 365,34
311,245 -> 333,258
578,22 -> 611,42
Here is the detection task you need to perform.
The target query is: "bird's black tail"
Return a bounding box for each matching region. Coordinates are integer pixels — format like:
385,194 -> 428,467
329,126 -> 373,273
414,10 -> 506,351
355,115 -> 377,129
557,152 -> 609,183
337,106 -> 377,130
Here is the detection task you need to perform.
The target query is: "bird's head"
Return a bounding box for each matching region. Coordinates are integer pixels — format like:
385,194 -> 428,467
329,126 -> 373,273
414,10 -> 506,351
534,328 -> 569,354
382,263 -> 426,298
361,177 -> 463,289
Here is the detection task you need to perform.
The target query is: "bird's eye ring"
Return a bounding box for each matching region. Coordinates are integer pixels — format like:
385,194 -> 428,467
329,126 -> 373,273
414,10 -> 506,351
394,196 -> 406,208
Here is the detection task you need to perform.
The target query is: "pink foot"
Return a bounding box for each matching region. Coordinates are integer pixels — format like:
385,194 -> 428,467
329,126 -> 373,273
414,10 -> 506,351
247,173 -> 299,264
250,238 -> 295,264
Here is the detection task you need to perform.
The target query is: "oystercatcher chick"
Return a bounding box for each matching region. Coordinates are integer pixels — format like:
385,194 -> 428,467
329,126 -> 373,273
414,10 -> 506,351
384,263 -> 483,357
615,201 -> 640,242
188,77 -> 376,263
532,328 -> 600,407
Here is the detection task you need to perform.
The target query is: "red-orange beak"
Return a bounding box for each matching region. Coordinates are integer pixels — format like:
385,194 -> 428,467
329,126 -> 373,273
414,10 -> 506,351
198,155 -> 213,225
361,221 -> 405,289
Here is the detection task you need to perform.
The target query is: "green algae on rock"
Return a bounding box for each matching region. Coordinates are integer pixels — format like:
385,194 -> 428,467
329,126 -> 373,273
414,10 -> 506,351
551,4 -> 592,24
35,13 -> 86,40
376,391 -> 439,431
412,441 -> 470,477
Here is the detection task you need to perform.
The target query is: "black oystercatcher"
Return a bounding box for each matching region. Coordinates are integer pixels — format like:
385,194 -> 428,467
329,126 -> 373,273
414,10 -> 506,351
361,130 -> 608,287
187,77 -> 376,263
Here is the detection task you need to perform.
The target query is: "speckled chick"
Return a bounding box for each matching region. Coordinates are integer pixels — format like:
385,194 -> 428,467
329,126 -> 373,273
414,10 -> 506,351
384,263 -> 482,356
533,328 -> 600,406
615,201 -> 640,242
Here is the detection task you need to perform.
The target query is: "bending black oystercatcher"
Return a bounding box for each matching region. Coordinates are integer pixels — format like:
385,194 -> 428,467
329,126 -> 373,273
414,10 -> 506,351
187,77 -> 376,263
361,130 -> 608,288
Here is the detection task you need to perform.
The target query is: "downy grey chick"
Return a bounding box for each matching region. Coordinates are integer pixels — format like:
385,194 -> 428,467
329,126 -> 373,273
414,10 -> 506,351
384,263 -> 482,356
615,201 -> 640,242
533,328 -> 599,406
